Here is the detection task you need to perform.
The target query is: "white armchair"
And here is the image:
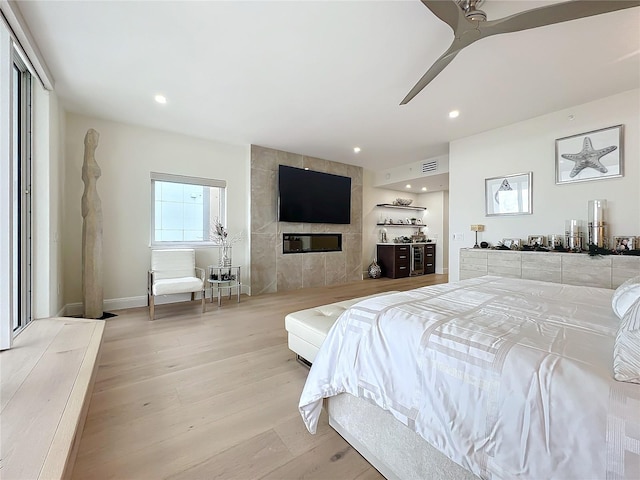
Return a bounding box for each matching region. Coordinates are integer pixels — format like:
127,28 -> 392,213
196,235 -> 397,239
148,249 -> 206,320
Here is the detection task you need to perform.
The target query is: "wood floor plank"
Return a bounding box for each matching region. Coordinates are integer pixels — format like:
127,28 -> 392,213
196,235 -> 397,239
76,370 -> 305,466
273,409 -> 337,457
93,330 -> 286,393
166,429 -> 294,480
82,359 -> 306,438
71,274 -> 447,479
259,433 -> 377,480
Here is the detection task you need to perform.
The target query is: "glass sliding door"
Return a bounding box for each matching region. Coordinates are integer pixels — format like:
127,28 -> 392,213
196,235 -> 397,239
11,54 -> 32,333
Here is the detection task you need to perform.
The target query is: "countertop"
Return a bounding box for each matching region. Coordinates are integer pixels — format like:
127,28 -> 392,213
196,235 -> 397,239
377,242 -> 436,246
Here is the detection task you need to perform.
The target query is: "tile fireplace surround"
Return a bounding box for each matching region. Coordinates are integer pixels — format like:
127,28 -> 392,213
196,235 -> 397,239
250,145 -> 363,295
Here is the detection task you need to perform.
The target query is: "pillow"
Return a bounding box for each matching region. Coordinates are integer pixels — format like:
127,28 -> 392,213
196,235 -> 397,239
613,295 -> 640,384
611,275 -> 640,319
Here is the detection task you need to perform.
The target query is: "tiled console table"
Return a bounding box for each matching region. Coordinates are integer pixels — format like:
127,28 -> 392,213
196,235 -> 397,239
459,248 -> 640,289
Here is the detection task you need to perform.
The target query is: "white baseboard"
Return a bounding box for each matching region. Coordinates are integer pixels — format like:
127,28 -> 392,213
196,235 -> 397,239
61,285 -> 252,317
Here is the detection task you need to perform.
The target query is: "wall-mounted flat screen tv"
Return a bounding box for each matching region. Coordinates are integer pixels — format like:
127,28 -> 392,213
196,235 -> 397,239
278,165 -> 351,224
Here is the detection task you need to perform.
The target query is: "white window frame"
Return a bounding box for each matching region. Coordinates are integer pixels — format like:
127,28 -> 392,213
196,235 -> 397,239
150,172 -> 227,247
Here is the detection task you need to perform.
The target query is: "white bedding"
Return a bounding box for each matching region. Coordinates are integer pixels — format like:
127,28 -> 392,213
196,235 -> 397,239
299,276 -> 640,479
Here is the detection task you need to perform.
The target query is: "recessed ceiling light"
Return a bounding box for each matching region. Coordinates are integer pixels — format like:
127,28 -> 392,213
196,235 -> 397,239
449,110 -> 459,118
353,147 -> 361,153
421,187 -> 427,191
405,184 -> 411,189
154,94 -> 167,104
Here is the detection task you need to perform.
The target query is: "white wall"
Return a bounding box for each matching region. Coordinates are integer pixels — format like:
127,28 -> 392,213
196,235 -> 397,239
449,89 -> 640,281
63,113 -> 250,310
417,190 -> 448,274
33,83 -> 65,317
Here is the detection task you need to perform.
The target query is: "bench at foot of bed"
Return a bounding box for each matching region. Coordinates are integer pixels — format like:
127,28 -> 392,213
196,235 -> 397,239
285,291 -> 398,365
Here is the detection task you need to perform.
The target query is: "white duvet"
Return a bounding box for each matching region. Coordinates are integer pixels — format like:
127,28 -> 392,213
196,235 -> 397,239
299,276 -> 640,479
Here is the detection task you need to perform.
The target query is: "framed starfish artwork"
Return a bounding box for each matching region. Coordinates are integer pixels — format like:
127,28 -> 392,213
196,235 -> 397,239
485,172 -> 532,216
556,125 -> 623,184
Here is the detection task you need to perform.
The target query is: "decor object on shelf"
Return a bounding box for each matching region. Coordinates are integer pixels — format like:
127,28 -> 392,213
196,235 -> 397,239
412,231 -> 427,243
81,128 -> 104,319
565,219 -> 584,252
556,125 -> 623,184
588,199 -> 608,248
501,238 -> 521,250
485,172 -> 532,216
614,237 -> 635,253
548,234 -> 564,249
588,244 -> 612,256
376,203 -> 426,211
393,198 -> 413,206
379,228 -> 388,243
210,218 -> 243,267
528,235 -> 546,247
393,236 -> 412,243
219,245 -> 232,268
470,224 -> 484,249
368,260 -> 382,279
480,241 -> 489,249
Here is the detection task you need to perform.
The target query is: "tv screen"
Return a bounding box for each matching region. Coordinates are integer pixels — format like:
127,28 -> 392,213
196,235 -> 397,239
278,165 -> 351,224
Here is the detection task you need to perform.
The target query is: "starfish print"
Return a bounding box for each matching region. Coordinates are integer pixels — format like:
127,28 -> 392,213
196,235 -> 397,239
561,137 -> 617,178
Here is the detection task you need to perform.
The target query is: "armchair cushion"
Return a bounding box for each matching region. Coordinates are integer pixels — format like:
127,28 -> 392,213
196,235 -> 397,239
153,277 -> 204,296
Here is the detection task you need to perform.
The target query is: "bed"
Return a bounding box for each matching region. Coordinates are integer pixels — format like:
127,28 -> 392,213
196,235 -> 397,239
299,276 -> 640,479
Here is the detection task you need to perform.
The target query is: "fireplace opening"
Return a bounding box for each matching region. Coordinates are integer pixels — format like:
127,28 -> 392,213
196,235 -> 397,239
283,233 -> 342,254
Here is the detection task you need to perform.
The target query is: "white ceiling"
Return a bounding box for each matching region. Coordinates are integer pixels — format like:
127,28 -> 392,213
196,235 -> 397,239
13,1 -> 640,175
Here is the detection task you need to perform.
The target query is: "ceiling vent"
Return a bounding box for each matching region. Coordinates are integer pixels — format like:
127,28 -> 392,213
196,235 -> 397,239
421,160 -> 438,174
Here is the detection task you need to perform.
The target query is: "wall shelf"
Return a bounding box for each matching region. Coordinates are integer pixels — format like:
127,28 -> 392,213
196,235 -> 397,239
376,203 -> 426,211
376,223 -> 423,227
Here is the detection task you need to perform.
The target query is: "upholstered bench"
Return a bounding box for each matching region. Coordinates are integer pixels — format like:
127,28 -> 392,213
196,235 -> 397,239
285,291 -> 398,365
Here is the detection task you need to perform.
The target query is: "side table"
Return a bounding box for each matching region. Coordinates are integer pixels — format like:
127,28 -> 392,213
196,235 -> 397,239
207,265 -> 241,307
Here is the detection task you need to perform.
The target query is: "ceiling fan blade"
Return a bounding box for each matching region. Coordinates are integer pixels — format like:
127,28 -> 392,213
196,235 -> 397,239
420,0 -> 465,30
400,45 -> 461,105
482,0 -> 640,37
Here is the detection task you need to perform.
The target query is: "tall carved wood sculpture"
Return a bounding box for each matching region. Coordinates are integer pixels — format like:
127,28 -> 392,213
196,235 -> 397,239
82,128 -> 103,319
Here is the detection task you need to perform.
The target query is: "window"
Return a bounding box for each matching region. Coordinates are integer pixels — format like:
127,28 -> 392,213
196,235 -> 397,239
151,172 -> 226,245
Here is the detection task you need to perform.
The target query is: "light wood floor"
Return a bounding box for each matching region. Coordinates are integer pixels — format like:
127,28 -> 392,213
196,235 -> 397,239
71,274 -> 448,480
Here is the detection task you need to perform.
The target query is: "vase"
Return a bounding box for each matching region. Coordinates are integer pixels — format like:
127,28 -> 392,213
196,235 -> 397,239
219,245 -> 232,267
368,259 -> 382,279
